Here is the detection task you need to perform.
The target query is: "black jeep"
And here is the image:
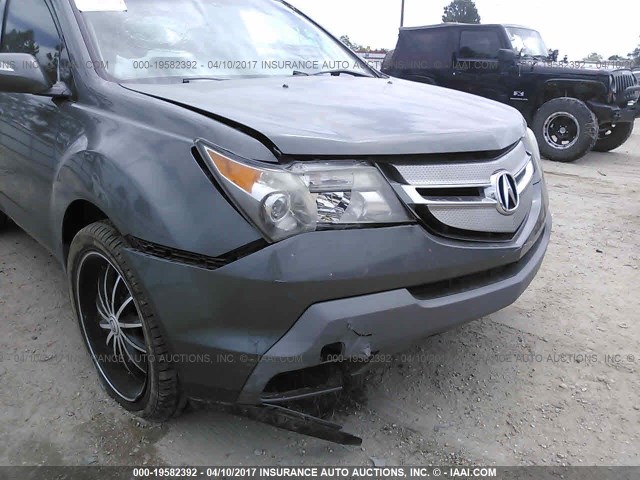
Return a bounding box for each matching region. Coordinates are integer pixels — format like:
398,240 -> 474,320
382,24 -> 640,162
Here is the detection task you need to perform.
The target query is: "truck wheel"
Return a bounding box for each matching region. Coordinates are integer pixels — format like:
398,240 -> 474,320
0,211 -> 7,229
68,221 -> 183,421
532,97 -> 598,162
381,49 -> 395,73
593,122 -> 634,152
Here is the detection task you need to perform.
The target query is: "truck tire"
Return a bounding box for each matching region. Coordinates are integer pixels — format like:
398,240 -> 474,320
0,211 -> 8,230
593,122 -> 634,152
532,97 -> 598,162
381,49 -> 395,73
68,221 -> 183,421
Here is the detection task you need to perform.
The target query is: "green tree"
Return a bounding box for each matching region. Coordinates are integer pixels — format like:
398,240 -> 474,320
339,35 -> 358,50
1,29 -> 40,56
339,35 -> 388,53
629,38 -> 640,67
608,55 -> 625,61
442,0 -> 481,24
583,52 -> 603,62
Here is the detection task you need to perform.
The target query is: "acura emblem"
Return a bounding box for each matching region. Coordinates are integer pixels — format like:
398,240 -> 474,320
492,171 -> 519,215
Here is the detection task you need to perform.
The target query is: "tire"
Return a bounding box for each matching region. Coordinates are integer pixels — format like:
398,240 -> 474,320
68,221 -> 182,421
381,49 -> 395,73
532,97 -> 598,162
0,211 -> 8,229
593,122 -> 634,152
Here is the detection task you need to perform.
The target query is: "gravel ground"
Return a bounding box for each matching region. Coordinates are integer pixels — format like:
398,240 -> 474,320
1,125 -> 639,467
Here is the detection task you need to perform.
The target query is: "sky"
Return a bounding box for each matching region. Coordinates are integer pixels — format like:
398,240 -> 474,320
287,0 -> 640,61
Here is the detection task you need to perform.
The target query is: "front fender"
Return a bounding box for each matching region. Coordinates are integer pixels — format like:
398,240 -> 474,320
50,132 -> 262,265
543,78 -> 608,100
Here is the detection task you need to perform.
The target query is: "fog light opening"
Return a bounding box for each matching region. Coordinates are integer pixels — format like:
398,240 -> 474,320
321,342 -> 344,362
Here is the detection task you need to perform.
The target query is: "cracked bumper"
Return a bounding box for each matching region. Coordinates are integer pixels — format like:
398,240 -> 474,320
237,214 -> 551,404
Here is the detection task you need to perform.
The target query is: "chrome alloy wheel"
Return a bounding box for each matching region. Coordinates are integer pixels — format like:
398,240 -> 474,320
543,111 -> 580,150
77,252 -> 148,402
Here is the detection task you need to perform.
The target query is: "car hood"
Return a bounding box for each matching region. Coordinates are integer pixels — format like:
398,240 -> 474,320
125,76 -> 525,157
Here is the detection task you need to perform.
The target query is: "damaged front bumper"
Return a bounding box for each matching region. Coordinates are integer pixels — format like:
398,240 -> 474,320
121,181 -> 550,442
238,214 -> 551,405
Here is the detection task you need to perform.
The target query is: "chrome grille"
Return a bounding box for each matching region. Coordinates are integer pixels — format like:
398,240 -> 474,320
613,71 -> 638,102
386,141 -> 535,239
395,143 -> 529,186
427,184 -> 532,233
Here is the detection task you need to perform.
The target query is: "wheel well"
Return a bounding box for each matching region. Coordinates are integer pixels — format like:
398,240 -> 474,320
62,200 -> 108,264
541,81 -> 606,105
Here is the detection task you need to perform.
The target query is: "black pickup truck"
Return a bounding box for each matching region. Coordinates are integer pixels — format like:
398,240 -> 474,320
382,24 -> 640,162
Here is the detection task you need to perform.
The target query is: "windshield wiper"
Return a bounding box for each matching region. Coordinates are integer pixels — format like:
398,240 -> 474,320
183,77 -> 224,83
292,69 -> 370,78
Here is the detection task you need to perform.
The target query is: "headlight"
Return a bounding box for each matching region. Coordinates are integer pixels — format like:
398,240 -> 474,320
201,144 -> 412,242
523,128 -> 549,210
523,127 -> 544,181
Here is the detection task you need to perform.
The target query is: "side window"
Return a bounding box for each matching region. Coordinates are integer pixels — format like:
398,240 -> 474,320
459,30 -> 501,60
398,29 -> 452,69
1,0 -> 63,85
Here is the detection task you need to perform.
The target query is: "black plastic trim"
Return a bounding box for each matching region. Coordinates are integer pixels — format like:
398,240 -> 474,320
126,236 -> 268,270
408,228 -> 546,300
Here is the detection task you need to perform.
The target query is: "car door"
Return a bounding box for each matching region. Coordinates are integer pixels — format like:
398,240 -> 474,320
392,27 -> 456,87
0,0 -> 75,245
451,28 -> 508,103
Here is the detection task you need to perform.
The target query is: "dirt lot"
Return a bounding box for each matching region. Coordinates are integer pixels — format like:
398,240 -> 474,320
1,126 -> 639,467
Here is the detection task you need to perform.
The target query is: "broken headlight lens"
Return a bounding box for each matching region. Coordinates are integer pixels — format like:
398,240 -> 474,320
202,145 -> 412,242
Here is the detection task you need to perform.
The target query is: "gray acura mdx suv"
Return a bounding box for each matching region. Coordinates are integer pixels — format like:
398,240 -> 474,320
0,0 -> 551,443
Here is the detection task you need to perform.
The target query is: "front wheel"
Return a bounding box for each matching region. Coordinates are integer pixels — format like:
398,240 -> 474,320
532,97 -> 598,162
68,221 -> 182,421
593,122 -> 634,152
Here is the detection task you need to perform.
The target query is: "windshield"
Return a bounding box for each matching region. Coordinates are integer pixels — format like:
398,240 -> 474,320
505,27 -> 549,58
77,0 -> 370,82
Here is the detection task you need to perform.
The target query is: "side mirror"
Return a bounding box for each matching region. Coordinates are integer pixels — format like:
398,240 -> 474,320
549,49 -> 559,62
497,48 -> 516,64
0,53 -> 52,94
